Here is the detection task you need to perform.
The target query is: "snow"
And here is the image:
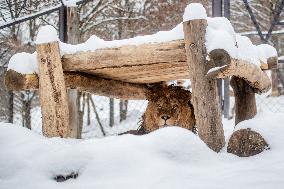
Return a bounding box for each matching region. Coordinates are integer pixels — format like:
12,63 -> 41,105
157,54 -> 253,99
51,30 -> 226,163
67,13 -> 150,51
1,112 -> 284,189
256,44 -> 278,63
235,34 -> 260,66
7,52 -> 38,74
7,2 -> 278,74
206,18 -> 237,59
62,0 -> 79,7
60,23 -> 184,55
35,25 -> 59,45
207,65 -> 228,74
183,3 -> 207,22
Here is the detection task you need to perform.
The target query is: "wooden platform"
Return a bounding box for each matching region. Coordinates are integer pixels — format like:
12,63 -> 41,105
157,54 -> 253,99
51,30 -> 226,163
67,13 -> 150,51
61,39 -> 272,84
62,40 -> 189,84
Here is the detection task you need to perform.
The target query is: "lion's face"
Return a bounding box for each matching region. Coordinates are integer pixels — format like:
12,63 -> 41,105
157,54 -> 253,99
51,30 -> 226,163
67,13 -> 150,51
142,85 -> 195,132
153,97 -> 183,127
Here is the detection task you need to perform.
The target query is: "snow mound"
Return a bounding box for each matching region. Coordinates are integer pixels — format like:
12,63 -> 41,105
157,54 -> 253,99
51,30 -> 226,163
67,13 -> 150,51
35,25 -> 59,44
183,3 -> 207,21
7,52 -> 38,74
1,113 -> 284,189
256,44 -> 278,63
62,0 -> 78,7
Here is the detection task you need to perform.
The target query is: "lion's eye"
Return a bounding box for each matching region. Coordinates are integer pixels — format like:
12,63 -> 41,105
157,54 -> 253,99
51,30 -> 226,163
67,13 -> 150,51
157,104 -> 162,108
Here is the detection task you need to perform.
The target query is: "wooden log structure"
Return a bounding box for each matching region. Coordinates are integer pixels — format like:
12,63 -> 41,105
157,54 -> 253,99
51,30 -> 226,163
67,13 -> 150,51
36,41 -> 70,138
183,19 -> 225,152
5,23 -> 274,149
5,70 -> 148,100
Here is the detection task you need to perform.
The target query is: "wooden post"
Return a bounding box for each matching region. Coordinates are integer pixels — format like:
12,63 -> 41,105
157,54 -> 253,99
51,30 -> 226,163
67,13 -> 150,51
183,19 -> 225,152
230,76 -> 257,125
67,5 -> 81,138
36,41 -> 70,137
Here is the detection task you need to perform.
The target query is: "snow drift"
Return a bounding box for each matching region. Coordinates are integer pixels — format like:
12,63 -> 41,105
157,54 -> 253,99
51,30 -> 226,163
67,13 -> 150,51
1,113 -> 284,189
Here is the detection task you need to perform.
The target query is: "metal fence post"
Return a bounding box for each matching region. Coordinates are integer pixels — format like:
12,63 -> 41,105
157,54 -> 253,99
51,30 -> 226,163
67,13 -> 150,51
59,5 -> 67,42
223,0 -> 231,119
212,0 -> 223,110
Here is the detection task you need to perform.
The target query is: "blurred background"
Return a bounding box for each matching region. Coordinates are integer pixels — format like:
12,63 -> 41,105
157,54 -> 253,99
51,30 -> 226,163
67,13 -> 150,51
0,0 -> 283,138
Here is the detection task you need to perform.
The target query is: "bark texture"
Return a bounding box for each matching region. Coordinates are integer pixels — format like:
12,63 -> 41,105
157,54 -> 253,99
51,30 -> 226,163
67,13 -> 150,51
5,70 -> 147,100
61,40 -> 188,84
183,19 -> 225,152
230,76 -> 257,126
36,42 -> 70,138
227,128 -> 269,157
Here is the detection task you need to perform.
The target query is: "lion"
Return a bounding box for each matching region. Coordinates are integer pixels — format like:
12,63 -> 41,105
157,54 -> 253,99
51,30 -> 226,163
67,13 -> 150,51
120,84 -> 196,135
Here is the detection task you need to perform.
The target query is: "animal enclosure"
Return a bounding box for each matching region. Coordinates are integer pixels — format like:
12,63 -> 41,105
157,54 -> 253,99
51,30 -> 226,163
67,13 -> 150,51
4,2 -> 279,154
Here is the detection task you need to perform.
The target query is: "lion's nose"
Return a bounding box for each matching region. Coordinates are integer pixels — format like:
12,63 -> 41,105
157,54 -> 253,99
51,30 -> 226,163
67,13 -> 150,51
161,115 -> 170,121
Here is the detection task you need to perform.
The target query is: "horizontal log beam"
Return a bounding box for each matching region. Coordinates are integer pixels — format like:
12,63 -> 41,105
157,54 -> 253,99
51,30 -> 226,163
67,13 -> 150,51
61,40 -> 273,86
206,49 -> 271,94
5,70 -> 147,100
61,40 -> 188,84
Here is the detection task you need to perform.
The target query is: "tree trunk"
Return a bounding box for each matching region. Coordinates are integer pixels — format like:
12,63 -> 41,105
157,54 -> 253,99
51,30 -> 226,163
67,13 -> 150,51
109,98 -> 114,127
183,19 -> 225,152
230,76 -> 257,126
36,41 -> 70,138
90,97 -> 106,136
8,90 -> 13,123
119,100 -> 128,122
223,79 -> 230,119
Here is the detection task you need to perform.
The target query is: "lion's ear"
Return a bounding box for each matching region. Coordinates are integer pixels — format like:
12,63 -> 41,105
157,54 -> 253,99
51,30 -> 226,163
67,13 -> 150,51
145,83 -> 164,101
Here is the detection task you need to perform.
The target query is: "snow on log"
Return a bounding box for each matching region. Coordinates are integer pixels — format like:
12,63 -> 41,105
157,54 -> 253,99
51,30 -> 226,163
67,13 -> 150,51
206,49 -> 271,94
7,40 -> 274,85
4,70 -> 147,100
183,18 -> 225,152
36,41 -> 70,138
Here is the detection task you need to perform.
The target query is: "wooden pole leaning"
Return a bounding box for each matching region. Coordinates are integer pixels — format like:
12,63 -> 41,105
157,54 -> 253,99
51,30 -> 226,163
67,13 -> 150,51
36,41 -> 70,138
183,19 -> 225,152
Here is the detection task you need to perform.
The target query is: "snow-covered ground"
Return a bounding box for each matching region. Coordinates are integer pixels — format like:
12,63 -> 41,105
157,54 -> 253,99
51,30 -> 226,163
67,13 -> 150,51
1,112 -> 284,189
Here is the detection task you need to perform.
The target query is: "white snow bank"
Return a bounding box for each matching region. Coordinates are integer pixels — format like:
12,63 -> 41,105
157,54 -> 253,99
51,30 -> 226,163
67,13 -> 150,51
60,23 -> 184,55
206,17 -> 237,59
8,3 -> 277,74
256,44 -> 278,63
183,3 -> 207,22
7,52 -> 38,74
35,25 -> 59,44
1,112 -> 284,189
207,65 -> 227,74
62,0 -> 78,7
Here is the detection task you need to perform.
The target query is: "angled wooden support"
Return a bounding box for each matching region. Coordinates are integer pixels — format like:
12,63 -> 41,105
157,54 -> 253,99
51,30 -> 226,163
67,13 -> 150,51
36,41 -> 70,138
206,49 -> 272,125
5,70 -> 148,100
206,49 -> 271,94
183,19 -> 225,152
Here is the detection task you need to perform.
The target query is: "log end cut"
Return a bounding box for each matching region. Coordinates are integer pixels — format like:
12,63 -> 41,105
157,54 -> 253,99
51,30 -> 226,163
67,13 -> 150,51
227,128 -> 269,157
